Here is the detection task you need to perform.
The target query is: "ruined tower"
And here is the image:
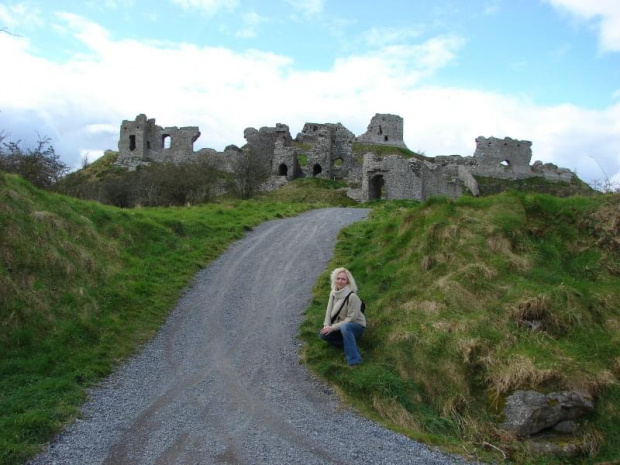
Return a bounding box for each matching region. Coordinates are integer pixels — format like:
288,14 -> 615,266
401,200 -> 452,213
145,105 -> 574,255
356,113 -> 407,149
117,114 -> 201,170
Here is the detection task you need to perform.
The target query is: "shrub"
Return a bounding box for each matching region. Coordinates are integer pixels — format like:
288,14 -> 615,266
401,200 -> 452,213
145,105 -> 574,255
0,134 -> 69,189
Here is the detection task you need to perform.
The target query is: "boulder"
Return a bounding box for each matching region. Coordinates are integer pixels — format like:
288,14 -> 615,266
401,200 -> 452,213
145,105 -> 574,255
501,390 -> 594,436
524,437 -> 581,459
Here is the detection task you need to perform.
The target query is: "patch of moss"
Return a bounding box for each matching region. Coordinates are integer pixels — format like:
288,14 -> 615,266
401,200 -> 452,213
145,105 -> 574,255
351,143 -> 431,163
475,175 -> 596,197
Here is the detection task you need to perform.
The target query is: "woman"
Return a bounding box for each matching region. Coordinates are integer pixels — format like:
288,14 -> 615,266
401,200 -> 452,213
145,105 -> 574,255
319,267 -> 366,365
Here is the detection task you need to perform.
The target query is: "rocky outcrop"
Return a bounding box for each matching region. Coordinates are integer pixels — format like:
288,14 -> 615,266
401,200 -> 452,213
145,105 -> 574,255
502,390 -> 594,436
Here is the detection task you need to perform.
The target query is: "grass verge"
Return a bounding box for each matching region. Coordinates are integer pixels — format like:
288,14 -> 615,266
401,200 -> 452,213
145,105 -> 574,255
260,177 -> 357,206
300,192 -> 620,464
0,171 -> 314,464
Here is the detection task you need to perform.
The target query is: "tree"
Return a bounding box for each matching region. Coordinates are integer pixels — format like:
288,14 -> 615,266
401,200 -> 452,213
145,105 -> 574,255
0,135 -> 69,189
229,147 -> 271,199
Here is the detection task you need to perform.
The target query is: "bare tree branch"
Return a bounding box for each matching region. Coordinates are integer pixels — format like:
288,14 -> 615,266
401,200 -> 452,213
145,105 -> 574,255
0,26 -> 20,37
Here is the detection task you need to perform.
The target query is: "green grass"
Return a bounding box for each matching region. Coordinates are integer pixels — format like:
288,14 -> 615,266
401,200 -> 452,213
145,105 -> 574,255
300,191 -> 620,464
260,177 -> 356,206
3,166 -> 618,464
475,175 -> 595,197
351,143 -> 430,163
0,171 -> 314,464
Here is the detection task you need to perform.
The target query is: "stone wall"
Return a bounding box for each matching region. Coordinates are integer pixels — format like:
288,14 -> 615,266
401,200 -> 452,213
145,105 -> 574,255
295,122 -> 356,179
117,114 -> 201,170
356,113 -> 407,149
472,136 -> 533,179
272,125 -> 299,179
297,123 -> 333,178
115,113 -> 575,203
360,154 -> 468,202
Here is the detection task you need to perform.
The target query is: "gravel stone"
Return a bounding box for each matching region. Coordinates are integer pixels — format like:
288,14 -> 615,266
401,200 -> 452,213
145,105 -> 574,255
29,208 -> 474,465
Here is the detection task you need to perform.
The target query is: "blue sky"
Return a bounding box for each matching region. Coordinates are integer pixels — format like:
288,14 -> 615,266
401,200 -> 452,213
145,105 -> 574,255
1,0 -> 619,186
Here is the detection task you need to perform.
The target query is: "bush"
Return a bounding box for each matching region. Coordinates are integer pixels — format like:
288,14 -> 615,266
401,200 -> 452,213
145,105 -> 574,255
58,155 -> 220,208
229,147 -> 271,199
0,134 -> 69,189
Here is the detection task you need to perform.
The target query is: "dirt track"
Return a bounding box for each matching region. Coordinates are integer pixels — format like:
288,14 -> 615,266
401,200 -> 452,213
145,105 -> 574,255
31,208 -> 470,465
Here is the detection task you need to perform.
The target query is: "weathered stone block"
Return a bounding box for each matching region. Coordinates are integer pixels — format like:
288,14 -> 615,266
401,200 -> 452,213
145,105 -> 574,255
501,390 -> 594,436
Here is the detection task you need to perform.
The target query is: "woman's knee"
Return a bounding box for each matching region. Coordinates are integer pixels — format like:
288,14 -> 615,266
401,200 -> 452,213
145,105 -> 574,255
341,323 -> 364,339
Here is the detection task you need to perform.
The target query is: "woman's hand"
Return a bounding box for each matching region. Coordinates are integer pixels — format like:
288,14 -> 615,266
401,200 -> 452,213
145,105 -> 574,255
320,325 -> 334,335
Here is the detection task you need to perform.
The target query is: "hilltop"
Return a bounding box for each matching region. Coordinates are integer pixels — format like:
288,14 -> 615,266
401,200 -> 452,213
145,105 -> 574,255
301,192 -> 619,463
1,168 -> 617,464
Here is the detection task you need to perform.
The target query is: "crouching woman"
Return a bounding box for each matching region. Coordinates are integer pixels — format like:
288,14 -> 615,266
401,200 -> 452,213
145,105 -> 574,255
319,267 -> 366,366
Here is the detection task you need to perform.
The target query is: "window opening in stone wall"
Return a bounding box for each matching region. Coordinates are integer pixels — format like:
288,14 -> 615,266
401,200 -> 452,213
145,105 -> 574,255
147,141 -> 151,149
162,134 -> 171,149
313,164 -> 322,176
378,125 -> 383,135
384,136 -> 389,142
279,163 -> 288,176
369,174 -> 385,200
129,135 -> 136,151
334,157 -> 343,167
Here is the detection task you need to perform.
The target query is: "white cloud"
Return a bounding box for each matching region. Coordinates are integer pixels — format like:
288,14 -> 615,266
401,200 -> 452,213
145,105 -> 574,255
482,0 -> 502,16
0,2 -> 44,30
85,0 -> 137,10
171,0 -> 239,16
285,0 -> 325,18
85,124 -> 117,135
1,13 -> 618,185
235,11 -> 269,38
545,0 -> 620,52
363,27 -> 424,47
80,149 -> 105,164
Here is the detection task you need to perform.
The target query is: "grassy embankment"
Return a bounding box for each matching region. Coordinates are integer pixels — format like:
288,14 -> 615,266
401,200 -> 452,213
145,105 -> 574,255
2,162 -> 616,464
261,177 -> 357,206
300,192 -> 619,464
0,171 -> 330,464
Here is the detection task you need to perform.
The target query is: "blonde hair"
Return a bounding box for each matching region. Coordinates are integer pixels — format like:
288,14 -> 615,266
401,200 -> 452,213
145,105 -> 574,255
330,267 -> 358,292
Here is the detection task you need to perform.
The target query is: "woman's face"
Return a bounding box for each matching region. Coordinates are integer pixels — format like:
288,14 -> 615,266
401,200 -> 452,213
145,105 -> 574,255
335,271 -> 349,290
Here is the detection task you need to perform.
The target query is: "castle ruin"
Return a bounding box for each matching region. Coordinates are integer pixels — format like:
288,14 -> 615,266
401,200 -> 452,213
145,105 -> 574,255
116,113 -> 573,202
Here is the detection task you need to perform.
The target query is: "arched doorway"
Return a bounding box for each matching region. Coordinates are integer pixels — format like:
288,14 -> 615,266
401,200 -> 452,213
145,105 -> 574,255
369,174 -> 385,200
313,164 -> 322,177
279,163 -> 288,176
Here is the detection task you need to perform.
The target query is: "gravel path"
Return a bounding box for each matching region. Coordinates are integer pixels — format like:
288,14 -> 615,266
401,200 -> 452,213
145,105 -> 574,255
30,208 -> 472,465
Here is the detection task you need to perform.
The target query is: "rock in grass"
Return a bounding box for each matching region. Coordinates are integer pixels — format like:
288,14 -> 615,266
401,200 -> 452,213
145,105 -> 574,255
501,390 -> 594,436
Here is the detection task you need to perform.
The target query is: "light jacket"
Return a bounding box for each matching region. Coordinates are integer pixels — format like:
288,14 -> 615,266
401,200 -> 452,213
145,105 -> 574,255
323,285 -> 366,330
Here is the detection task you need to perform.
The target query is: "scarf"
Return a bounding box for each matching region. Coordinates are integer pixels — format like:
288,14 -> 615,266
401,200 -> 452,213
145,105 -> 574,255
332,285 -> 351,301
328,285 -> 352,321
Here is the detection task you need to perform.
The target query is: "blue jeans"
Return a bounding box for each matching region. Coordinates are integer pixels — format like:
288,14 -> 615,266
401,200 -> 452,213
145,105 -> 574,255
319,322 -> 365,365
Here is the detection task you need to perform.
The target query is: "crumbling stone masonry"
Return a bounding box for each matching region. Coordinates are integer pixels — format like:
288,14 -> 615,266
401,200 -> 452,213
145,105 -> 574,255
295,123 -> 356,179
356,114 -> 407,149
359,154 -> 470,202
470,136 -> 572,182
116,113 -> 574,202
117,114 -> 201,170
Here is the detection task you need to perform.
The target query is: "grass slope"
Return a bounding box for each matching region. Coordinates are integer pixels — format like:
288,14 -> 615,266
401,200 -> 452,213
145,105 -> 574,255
0,171 -> 313,464
260,177 -> 357,206
300,193 -> 620,464
3,165 -> 617,464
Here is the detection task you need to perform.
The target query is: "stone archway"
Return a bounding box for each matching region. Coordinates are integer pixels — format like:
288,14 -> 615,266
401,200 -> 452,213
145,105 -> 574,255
313,164 -> 322,177
279,163 -> 288,176
369,174 -> 385,200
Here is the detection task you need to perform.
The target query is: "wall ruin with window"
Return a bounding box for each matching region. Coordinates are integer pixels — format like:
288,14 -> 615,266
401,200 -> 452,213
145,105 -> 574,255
116,113 -> 574,202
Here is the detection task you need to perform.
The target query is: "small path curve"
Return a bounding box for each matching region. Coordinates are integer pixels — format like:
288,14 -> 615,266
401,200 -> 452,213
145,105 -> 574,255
30,208 -> 473,465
